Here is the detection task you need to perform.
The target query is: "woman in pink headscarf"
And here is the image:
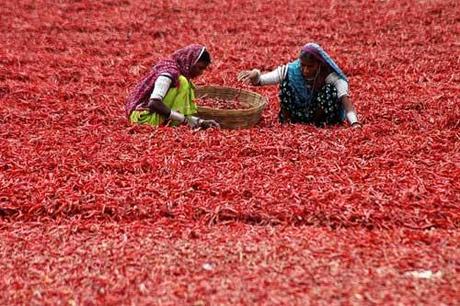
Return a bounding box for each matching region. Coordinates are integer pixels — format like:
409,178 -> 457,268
125,44 -> 219,128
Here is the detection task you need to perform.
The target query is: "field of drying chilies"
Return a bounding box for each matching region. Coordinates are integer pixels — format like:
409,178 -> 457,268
0,0 -> 459,304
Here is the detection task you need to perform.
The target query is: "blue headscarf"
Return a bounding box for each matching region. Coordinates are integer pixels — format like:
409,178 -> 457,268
286,43 -> 347,105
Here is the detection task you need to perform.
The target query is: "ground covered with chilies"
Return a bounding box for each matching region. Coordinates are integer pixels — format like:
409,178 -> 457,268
1,0 -> 459,304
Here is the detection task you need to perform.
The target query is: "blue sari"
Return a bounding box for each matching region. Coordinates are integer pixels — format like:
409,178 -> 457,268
278,43 -> 347,125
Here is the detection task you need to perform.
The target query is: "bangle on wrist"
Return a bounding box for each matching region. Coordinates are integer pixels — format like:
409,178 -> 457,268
346,111 -> 358,125
185,115 -> 200,127
169,110 -> 185,123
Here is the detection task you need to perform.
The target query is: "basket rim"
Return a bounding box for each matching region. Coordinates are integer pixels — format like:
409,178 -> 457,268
195,85 -> 268,113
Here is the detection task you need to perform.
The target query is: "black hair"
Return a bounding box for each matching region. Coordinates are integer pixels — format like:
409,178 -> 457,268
198,49 -> 211,65
300,52 -> 319,63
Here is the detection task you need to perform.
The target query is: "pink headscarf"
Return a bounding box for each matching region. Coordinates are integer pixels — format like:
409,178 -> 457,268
125,44 -> 206,117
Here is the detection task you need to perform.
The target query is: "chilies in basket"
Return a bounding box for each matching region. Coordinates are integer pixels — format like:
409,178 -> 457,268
195,97 -> 250,110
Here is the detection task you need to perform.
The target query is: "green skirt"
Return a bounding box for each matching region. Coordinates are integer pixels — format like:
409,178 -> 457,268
129,75 -> 197,126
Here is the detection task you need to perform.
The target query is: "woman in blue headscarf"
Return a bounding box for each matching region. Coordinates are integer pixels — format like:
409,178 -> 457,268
238,43 -> 361,127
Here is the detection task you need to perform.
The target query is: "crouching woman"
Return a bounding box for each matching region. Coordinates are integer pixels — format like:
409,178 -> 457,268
238,43 -> 361,128
125,44 -> 219,129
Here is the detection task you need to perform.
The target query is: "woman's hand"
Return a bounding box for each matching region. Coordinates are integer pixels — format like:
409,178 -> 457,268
199,119 -> 220,129
186,116 -> 220,129
237,69 -> 261,85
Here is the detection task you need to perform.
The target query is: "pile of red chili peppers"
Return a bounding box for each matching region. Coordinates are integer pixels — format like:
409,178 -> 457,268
1,0 -> 458,304
196,98 -> 249,110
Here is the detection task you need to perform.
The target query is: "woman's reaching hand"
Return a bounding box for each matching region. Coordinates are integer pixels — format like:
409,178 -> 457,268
186,116 -> 220,129
199,119 -> 220,129
237,69 -> 261,85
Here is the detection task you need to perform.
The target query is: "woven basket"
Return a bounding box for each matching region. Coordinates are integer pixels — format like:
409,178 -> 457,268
195,86 -> 268,129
